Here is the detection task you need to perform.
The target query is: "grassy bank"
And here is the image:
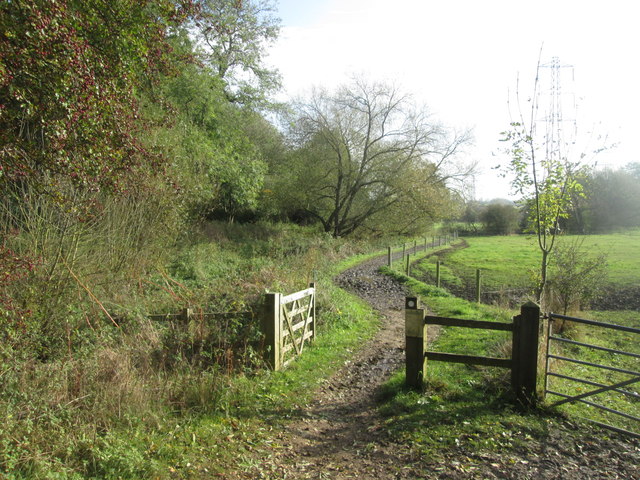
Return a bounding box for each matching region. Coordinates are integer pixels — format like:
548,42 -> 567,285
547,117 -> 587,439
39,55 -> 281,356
377,270 -> 552,458
1,223 -> 389,479
377,233 -> 639,455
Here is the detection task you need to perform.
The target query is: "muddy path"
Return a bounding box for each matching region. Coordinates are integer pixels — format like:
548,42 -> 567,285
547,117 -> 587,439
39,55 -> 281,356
251,248 -> 431,479
251,247 -> 639,479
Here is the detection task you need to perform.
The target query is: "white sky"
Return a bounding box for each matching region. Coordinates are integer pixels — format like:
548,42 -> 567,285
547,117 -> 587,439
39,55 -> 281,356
267,0 -> 640,200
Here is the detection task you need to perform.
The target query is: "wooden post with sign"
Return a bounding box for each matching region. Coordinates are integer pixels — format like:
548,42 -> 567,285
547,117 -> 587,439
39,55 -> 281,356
405,297 -> 427,389
512,302 -> 541,406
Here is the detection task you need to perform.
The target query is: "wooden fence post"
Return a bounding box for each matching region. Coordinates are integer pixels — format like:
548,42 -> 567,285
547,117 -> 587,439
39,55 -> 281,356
413,239 -> 417,253
262,292 -> 282,370
436,260 -> 441,288
180,307 -> 192,322
512,302 -> 541,406
402,243 -> 406,261
405,297 -> 426,389
387,246 -> 392,267
309,283 -> 316,342
475,268 -> 481,303
406,254 -> 411,275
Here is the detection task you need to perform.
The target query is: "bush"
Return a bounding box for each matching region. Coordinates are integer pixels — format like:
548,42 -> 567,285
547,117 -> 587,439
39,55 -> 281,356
547,238 -> 608,315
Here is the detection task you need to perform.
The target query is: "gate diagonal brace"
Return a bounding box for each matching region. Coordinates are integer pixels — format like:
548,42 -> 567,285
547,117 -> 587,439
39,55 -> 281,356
297,297 -> 313,355
551,375 -> 640,407
282,301 -> 301,356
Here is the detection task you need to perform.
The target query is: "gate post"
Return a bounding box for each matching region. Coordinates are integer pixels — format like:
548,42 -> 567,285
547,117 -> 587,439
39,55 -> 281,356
309,283 -> 316,342
512,301 -> 541,406
262,292 -> 282,370
405,297 -> 427,389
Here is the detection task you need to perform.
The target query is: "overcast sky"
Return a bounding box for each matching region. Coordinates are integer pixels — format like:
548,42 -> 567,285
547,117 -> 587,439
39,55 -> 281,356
267,0 -> 640,200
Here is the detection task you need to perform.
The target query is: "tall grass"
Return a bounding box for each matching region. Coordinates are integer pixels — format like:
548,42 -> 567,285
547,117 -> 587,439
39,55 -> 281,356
0,211 -> 386,478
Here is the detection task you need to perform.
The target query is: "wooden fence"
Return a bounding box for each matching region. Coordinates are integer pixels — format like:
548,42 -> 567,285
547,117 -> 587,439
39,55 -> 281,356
262,283 -> 316,370
405,297 -> 540,406
387,232 -> 458,273
148,285 -> 316,371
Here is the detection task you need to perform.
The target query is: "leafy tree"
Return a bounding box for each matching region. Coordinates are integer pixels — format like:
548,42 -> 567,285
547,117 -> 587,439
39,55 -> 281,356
480,202 -> 520,235
0,0 -> 196,331
140,29 -> 280,222
152,64 -> 268,220
0,0 -> 192,194
457,200 -> 483,234
501,55 -> 587,308
547,238 -> 607,315
193,0 -> 281,106
282,79 -> 472,237
584,166 -> 640,231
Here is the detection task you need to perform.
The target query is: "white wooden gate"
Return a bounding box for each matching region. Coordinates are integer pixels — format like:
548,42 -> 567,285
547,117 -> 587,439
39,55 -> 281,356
262,283 -> 316,370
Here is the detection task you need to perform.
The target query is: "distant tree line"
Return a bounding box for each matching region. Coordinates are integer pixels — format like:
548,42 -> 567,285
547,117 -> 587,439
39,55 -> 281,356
458,163 -> 640,236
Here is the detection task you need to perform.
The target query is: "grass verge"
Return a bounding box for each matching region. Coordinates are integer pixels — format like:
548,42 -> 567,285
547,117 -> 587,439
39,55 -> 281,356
375,269 -> 628,461
0,241 -> 384,479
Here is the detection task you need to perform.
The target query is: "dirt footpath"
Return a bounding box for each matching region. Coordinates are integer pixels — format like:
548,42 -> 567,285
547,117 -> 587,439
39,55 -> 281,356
256,250 -> 640,479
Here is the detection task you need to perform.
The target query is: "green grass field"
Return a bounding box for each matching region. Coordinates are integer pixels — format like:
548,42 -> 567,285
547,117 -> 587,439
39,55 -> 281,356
415,230 -> 640,294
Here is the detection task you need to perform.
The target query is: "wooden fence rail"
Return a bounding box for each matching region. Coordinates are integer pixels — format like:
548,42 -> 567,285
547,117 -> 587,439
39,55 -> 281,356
148,309 -> 252,322
387,231 -> 458,269
405,297 -> 540,406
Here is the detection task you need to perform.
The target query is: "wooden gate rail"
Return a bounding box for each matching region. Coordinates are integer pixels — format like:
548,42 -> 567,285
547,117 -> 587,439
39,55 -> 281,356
262,283 -> 316,370
405,298 -> 540,406
544,312 -> 640,437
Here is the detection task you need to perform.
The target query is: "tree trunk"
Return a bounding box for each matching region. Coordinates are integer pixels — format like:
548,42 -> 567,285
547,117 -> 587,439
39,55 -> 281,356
538,249 -> 549,309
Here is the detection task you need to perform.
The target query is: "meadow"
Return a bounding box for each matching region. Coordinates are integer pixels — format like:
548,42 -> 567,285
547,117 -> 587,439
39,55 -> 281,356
408,231 -> 640,306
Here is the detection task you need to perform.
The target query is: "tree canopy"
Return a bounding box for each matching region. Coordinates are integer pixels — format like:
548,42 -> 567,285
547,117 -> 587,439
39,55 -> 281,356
193,0 -> 281,106
274,79 -> 472,237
